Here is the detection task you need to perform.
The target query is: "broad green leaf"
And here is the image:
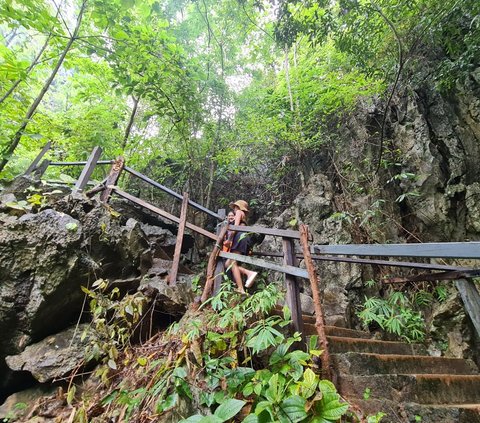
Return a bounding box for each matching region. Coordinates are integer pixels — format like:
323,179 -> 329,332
300,368 -> 318,398
178,416 -> 204,423
214,398 -> 246,421
278,396 -> 307,423
198,416 -> 222,423
242,415 -> 259,423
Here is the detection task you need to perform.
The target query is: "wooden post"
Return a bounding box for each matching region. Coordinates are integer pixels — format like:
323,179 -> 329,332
456,278 -> 480,338
283,237 -> 306,349
169,192 -> 189,285
33,159 -> 51,179
24,141 -> 51,175
213,208 -> 226,296
73,146 -> 102,193
299,224 -> 332,380
100,156 -> 125,203
201,225 -> 229,303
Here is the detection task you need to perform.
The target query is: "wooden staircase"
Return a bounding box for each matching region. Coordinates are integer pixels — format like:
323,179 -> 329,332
302,316 -> 480,423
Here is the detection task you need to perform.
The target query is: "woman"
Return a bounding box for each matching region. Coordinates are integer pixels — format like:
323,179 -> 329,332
224,200 -> 257,293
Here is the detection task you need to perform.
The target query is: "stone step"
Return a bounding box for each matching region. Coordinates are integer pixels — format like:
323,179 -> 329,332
349,399 -> 480,423
338,374 -> 480,405
304,323 -> 372,339
327,336 -> 427,355
403,402 -> 480,423
332,352 -> 479,376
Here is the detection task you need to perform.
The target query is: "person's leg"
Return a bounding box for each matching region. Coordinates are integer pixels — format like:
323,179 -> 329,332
238,266 -> 257,288
226,258 -> 245,293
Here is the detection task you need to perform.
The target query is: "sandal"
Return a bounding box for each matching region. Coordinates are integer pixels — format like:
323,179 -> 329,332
245,272 -> 258,288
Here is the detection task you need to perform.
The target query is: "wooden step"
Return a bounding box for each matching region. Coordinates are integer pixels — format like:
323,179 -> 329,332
332,352 -> 479,376
338,374 -> 480,404
327,336 -> 427,355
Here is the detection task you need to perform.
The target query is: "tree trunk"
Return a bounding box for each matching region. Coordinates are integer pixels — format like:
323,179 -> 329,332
0,4 -> 62,106
121,96 -> 139,151
0,0 -> 86,173
0,33 -> 52,105
284,45 -> 294,113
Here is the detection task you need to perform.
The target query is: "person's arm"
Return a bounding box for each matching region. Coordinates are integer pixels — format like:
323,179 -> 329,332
234,209 -> 244,226
225,210 -> 244,246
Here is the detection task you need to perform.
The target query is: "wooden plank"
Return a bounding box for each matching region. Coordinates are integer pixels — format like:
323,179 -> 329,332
300,224 -> 331,379
24,142 -> 51,175
73,146 -> 103,192
213,209 -> 227,296
111,187 -> 217,240
455,279 -> 480,338
384,269 -> 480,284
229,225 -> 300,240
49,160 -> 113,166
213,260 -> 225,297
169,192 -> 189,285
124,165 -> 222,220
219,251 -> 309,279
283,237 -> 305,349
34,159 -> 51,178
100,156 -> 125,203
313,242 -> 480,259
254,251 -> 471,271
201,225 -> 229,303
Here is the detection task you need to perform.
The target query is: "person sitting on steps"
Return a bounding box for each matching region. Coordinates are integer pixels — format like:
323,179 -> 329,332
223,200 -> 258,293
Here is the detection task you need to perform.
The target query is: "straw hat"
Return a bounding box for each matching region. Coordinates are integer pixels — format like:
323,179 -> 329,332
229,199 -> 249,213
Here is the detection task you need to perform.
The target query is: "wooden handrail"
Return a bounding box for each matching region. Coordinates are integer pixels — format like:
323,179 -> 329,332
254,251 -> 472,271
110,187 -> 217,240
300,224 -> 331,380
49,160 -> 113,166
124,165 -> 222,220
313,242 -> 480,259
228,224 -> 301,240
218,251 -> 309,279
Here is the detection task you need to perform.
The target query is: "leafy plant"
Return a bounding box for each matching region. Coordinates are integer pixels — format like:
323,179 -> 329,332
358,291 -> 426,342
179,398 -> 246,423
81,279 -> 148,383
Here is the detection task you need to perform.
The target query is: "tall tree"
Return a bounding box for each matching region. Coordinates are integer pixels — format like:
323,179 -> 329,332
0,0 -> 87,173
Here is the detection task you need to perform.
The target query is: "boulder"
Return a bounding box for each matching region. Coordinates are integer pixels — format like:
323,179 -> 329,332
5,324 -> 91,383
140,275 -> 195,316
0,194 -> 151,399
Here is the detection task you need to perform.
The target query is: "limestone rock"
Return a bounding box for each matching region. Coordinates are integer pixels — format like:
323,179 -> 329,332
300,293 -> 315,315
5,324 -> 91,383
0,195 -> 150,397
140,275 -> 195,316
429,291 -> 471,359
0,385 -> 56,421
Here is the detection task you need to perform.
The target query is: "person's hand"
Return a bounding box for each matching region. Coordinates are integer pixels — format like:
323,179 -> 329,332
223,239 -> 232,251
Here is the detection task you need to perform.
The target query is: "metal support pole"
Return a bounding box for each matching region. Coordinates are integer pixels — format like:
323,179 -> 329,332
283,237 -> 306,350
100,156 -> 125,203
299,224 -> 332,380
213,208 -> 226,296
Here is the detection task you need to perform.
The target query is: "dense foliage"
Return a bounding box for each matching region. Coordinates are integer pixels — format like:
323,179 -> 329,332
2,0 -> 477,207
72,282 -> 351,422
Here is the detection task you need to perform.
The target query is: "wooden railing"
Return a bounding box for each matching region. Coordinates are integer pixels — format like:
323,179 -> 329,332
23,145 -> 224,285
23,144 -> 480,379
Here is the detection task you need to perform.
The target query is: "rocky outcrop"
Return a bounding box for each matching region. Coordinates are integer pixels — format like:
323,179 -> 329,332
0,187 -> 196,401
5,324 -> 91,383
271,70 -> 480,338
